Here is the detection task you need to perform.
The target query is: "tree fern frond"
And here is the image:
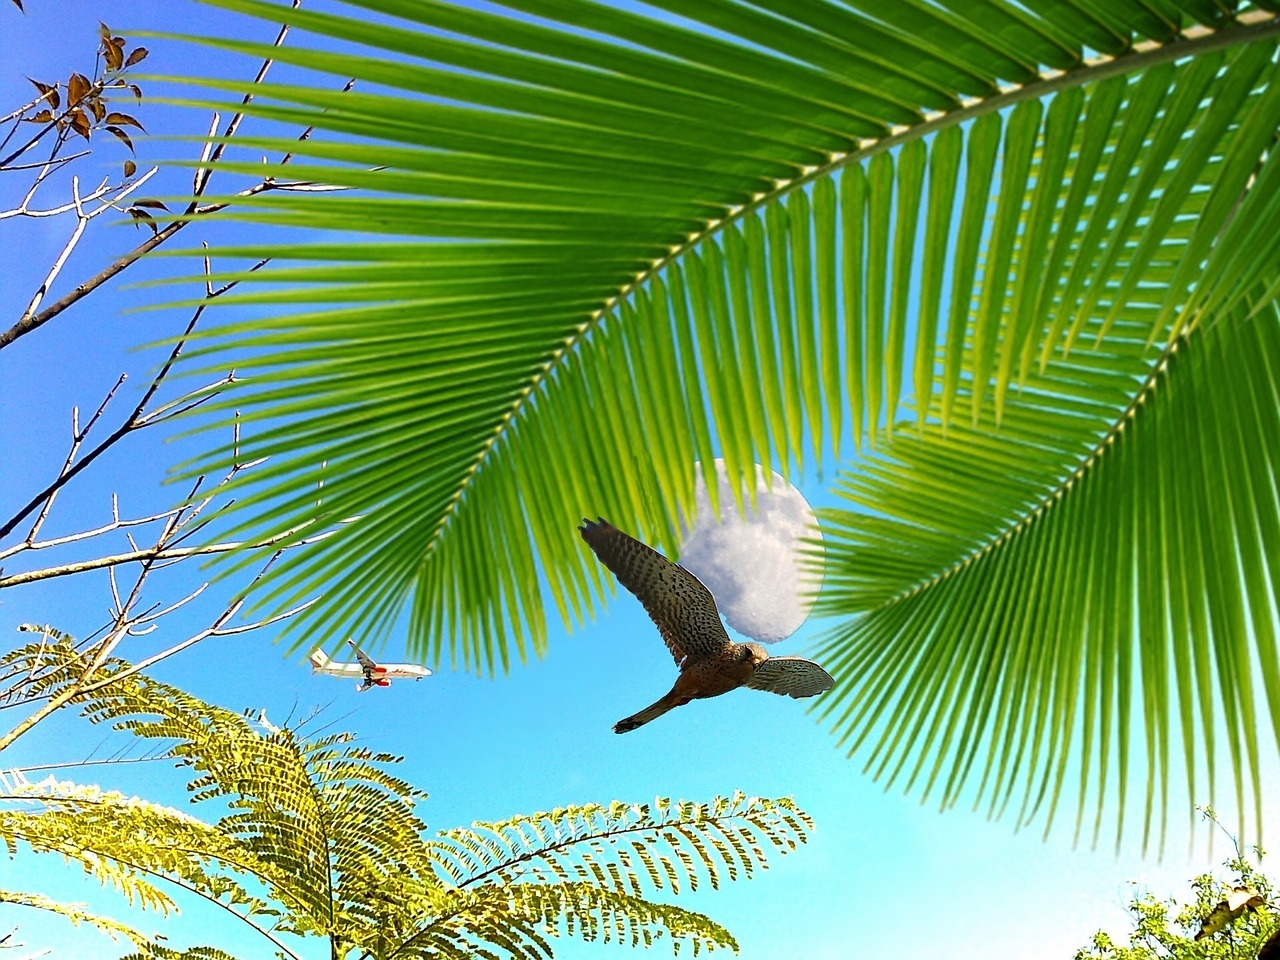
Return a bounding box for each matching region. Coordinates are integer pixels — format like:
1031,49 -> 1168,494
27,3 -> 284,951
437,792 -> 810,897
122,946 -> 244,960
8,662 -> 816,957
33,654 -> 438,941
380,885 -> 550,960
0,626 -> 138,707
388,882 -> 736,959
504,883 -> 738,956
0,777 -> 273,917
0,888 -> 150,946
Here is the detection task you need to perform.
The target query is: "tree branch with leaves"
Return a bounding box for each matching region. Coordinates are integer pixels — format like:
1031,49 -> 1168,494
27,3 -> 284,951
1074,809 -> 1279,960
1,659 -> 812,958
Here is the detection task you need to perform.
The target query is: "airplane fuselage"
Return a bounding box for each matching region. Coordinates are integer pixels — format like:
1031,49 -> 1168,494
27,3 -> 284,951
312,662 -> 430,681
309,644 -> 432,691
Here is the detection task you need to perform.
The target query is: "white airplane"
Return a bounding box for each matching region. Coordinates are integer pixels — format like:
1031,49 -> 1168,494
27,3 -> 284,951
309,640 -> 432,692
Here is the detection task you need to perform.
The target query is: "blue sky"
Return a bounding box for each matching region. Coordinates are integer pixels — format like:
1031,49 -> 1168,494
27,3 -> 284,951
2,2 -> 1278,959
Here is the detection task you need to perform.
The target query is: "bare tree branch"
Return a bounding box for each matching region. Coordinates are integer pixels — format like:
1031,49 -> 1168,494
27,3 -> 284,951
0,309 -> 220,542
0,479 -> 320,751
0,0 -> 318,351
0,0 -> 340,757
0,528 -> 333,589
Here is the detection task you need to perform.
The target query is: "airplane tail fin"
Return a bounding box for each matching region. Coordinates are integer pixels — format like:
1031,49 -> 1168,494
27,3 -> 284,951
309,649 -> 330,672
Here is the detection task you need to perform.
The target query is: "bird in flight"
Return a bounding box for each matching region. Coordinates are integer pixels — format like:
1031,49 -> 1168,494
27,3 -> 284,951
579,517 -> 834,733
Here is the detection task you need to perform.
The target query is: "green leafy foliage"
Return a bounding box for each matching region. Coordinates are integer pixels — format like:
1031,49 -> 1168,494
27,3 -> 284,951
437,793 -> 811,895
2,645 -> 810,957
1,624 -> 140,708
123,948 -> 242,960
0,889 -> 148,946
1074,813 -> 1278,959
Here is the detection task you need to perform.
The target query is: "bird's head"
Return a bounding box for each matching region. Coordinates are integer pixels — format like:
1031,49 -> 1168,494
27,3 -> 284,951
739,642 -> 768,666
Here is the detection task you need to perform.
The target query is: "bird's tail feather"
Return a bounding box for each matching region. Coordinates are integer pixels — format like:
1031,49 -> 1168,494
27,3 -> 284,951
614,690 -> 686,734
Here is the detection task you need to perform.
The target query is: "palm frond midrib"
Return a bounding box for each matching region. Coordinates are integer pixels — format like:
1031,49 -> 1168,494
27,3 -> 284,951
406,12 -> 1280,577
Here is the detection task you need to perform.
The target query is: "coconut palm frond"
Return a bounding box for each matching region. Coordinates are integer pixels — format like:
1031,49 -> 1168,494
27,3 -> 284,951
135,2 -> 1280,685
815,295 -> 1280,850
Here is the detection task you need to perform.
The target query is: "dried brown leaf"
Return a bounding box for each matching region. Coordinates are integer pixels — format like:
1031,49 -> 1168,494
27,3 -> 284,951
26,109 -> 53,124
130,199 -> 169,211
89,98 -> 106,123
106,125 -> 134,152
28,80 -> 58,113
67,73 -> 91,107
69,109 -> 91,140
98,22 -> 110,40
127,208 -> 158,235
104,39 -> 124,73
11,0 -> 24,11
124,47 -> 149,68
105,112 -> 144,131
124,159 -> 137,178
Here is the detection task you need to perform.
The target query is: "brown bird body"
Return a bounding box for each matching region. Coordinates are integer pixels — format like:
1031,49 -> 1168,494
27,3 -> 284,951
579,517 -> 834,733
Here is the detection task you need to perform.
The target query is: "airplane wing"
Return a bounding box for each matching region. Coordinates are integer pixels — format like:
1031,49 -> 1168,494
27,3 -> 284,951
347,640 -> 378,673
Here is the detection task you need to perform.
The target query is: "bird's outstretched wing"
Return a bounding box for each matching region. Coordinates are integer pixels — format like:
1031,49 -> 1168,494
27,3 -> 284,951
748,657 -> 835,699
579,517 -> 729,663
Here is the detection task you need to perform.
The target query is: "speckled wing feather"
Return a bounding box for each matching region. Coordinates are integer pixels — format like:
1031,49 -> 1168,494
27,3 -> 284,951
579,517 -> 729,664
748,657 -> 834,699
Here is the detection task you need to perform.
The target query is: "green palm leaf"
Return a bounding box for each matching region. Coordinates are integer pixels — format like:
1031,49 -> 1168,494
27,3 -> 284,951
815,298 -> 1280,851
149,1 -> 1280,672
137,0 -> 1280,840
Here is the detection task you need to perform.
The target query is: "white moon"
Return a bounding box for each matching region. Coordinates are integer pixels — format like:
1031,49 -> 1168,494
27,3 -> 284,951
677,460 -> 823,643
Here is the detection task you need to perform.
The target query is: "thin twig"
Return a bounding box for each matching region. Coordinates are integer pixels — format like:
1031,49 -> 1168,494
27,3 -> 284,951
0,505 -> 180,564
0,84 -> 101,170
8,753 -> 169,775
0,150 -> 90,175
0,309 -> 208,542
0,528 -> 335,589
7,166 -> 159,340
82,606 -> 317,695
0,153 -> 98,218
18,375 -> 128,548
0,90 -> 57,125
194,0 -> 301,196
1,235 -> 283,543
